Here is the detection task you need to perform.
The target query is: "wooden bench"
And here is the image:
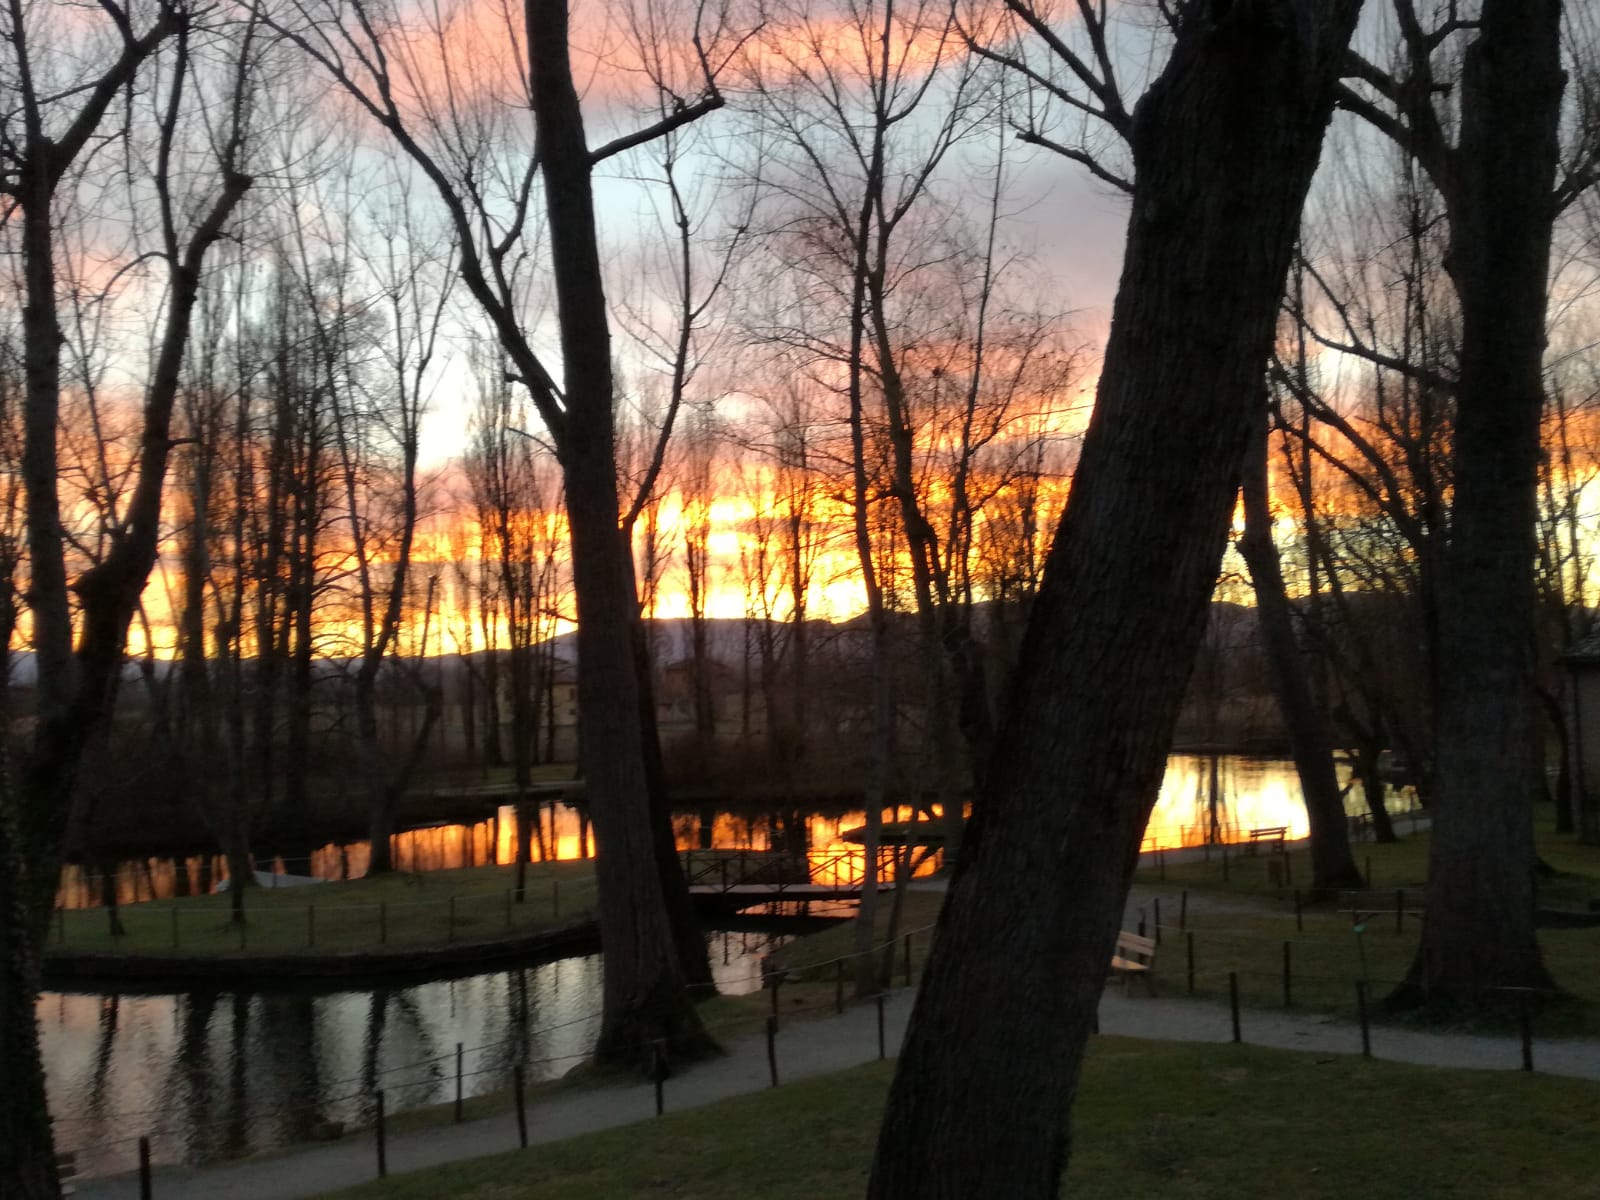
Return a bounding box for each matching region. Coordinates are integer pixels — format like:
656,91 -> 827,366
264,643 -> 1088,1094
1337,888 -> 1426,933
1109,931 -> 1157,995
1246,826 -> 1287,854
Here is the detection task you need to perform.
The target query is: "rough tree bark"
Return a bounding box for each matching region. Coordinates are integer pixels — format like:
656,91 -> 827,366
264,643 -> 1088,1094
1238,403 -> 1364,891
1402,0 -> 1565,1007
867,3 -> 1362,1195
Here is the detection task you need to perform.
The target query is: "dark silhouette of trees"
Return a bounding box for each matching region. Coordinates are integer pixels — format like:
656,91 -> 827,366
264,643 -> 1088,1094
867,2 -> 1363,1194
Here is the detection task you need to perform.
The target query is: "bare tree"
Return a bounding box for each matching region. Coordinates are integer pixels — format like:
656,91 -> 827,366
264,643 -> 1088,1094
868,2 -> 1363,1194
0,3 -> 256,1192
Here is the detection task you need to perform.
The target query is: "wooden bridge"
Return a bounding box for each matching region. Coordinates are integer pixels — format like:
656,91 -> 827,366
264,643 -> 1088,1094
681,849 -> 890,910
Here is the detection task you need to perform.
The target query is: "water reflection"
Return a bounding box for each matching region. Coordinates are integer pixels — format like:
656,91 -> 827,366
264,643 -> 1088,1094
56,756 -> 1412,908
41,928 -> 786,1180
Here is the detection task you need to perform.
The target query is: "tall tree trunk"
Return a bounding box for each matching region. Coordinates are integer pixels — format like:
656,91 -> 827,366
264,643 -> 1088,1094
1239,404 -> 1363,890
867,5 -> 1361,1194
1403,0 -> 1563,1008
527,0 -> 713,1064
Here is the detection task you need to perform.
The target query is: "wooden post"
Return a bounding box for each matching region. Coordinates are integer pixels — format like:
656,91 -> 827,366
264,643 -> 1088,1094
1186,932 -> 1195,995
876,992 -> 886,1060
454,1042 -> 464,1121
375,1090 -> 388,1178
1356,980 -> 1371,1058
765,1016 -> 779,1087
514,1065 -> 528,1148
138,1135 -> 152,1200
769,975 -> 781,1028
1228,972 -> 1241,1043
1153,898 -> 1162,944
1519,994 -> 1534,1072
1179,890 -> 1188,930
1137,908 -> 1146,938
1281,941 -> 1292,1008
652,1043 -> 666,1116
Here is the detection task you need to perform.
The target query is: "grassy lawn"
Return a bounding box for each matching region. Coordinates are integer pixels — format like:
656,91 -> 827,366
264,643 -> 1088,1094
49,861 -> 600,957
317,1038 -> 1600,1200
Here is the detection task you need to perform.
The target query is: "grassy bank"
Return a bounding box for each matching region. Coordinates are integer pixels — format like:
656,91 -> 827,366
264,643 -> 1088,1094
48,861 -> 600,958
1121,816 -> 1600,1030
318,1038 -> 1600,1200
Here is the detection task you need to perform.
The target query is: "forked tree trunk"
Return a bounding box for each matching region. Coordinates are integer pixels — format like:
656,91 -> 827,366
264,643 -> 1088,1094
867,4 -> 1362,1194
1402,0 -> 1563,1009
1239,404 -> 1363,891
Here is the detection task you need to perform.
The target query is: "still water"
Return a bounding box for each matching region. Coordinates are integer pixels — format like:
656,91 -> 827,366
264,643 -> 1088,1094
41,927 -> 791,1179
42,755 -> 1410,1179
56,755 -> 1397,909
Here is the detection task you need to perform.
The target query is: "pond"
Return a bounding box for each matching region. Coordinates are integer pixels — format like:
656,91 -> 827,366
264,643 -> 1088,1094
41,754 -> 1415,1179
55,755 -> 1410,909
40,925 -> 801,1180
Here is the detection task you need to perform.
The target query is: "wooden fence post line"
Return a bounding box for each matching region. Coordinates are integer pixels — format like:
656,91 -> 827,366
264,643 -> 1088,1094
1228,972 -> 1241,1043
138,1135 -> 152,1200
1356,980 -> 1371,1058
375,1090 -> 388,1179
514,1065 -> 528,1148
765,1016 -> 779,1087
454,1042 -> 464,1122
1180,891 -> 1188,931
